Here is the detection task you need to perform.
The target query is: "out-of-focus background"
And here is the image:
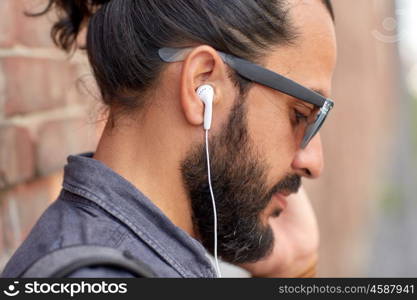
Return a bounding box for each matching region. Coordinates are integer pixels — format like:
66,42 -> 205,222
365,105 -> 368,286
0,0 -> 416,276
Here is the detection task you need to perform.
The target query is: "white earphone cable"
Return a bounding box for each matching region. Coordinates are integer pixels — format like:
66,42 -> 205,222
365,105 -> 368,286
204,129 -> 222,278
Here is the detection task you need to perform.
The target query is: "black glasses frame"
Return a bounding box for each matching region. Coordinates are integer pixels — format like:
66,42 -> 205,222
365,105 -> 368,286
158,47 -> 334,148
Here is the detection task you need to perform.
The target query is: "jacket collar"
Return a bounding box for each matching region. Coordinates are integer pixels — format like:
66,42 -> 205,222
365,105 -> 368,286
62,153 -> 216,278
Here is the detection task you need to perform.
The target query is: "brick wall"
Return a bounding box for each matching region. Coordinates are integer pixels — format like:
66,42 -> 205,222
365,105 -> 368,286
0,0 -> 100,270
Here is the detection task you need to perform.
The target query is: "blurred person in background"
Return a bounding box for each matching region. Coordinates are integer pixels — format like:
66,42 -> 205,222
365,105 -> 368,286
2,0 -> 335,278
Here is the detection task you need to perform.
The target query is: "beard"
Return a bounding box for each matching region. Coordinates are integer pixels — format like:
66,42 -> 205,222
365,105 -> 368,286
180,93 -> 301,264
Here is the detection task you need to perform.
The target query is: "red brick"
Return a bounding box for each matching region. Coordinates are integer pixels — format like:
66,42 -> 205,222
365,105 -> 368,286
0,209 -> 5,269
0,62 -> 5,119
0,172 -> 62,254
0,0 -> 16,47
37,118 -> 98,175
3,57 -> 77,116
0,125 -> 35,189
0,192 -> 22,256
0,0 -> 56,48
14,0 -> 56,48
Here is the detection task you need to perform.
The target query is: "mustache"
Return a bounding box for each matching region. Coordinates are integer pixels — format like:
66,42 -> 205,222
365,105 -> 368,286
269,174 -> 301,197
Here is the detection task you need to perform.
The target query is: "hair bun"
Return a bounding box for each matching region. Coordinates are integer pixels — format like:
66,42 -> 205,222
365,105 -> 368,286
36,0 -> 110,51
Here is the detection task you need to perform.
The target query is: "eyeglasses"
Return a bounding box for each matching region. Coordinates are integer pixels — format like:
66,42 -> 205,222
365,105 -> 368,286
158,47 -> 334,149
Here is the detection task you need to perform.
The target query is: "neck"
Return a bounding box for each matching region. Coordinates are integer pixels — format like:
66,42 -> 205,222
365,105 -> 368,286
93,113 -> 196,237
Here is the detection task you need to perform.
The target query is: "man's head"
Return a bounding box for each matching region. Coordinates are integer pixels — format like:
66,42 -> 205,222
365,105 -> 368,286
43,0 -> 336,264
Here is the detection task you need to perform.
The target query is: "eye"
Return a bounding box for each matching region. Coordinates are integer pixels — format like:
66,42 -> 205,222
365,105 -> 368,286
294,109 -> 309,125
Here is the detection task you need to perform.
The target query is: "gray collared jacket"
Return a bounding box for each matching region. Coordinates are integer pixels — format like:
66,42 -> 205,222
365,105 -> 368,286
1,153 -> 217,278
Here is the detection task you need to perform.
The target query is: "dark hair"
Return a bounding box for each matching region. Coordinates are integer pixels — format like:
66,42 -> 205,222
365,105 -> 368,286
35,0 -> 333,113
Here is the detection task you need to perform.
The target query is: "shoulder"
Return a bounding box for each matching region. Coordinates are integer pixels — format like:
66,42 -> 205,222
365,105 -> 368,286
1,190 -> 130,277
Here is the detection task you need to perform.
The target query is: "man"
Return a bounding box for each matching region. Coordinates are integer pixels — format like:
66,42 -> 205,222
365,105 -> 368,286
2,0 -> 336,277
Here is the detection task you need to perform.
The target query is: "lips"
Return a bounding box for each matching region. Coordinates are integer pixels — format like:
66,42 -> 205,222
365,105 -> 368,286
273,193 -> 288,211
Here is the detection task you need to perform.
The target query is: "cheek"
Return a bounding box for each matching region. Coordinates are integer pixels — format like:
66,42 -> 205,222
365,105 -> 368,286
245,90 -> 296,180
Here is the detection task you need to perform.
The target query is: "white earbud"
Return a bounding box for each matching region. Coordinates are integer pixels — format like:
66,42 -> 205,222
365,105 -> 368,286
196,84 -> 221,277
196,84 -> 214,130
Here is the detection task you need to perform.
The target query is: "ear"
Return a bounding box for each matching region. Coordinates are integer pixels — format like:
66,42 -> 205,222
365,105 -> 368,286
179,45 -> 229,128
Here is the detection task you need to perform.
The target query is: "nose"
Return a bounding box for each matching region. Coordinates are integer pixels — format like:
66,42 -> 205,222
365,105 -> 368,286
291,134 -> 324,179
